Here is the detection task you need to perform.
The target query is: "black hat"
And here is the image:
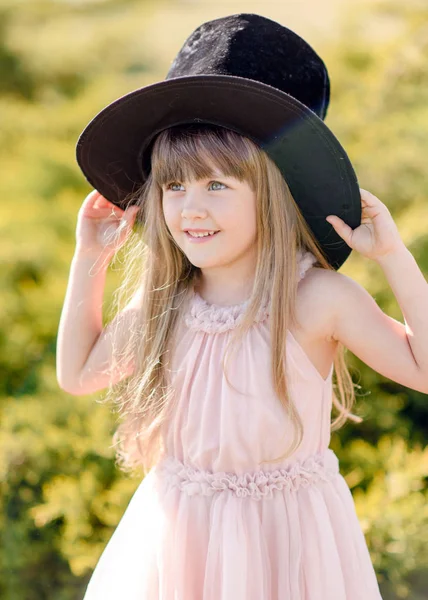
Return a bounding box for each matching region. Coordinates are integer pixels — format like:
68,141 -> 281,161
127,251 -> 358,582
76,13 -> 361,270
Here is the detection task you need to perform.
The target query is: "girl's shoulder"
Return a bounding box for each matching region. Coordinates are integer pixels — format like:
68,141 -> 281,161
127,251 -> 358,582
295,262 -> 340,339
291,264 -> 344,380
294,256 -> 363,363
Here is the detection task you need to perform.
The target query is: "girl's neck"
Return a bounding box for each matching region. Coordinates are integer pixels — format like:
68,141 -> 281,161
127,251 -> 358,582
193,277 -> 255,308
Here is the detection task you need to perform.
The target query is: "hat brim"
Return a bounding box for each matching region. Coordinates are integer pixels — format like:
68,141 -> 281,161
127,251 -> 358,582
76,74 -> 360,269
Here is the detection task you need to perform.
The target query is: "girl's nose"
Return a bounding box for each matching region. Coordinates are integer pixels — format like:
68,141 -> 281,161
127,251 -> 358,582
181,189 -> 208,217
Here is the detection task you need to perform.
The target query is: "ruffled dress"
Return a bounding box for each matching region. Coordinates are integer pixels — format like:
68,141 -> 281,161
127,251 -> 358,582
82,250 -> 383,600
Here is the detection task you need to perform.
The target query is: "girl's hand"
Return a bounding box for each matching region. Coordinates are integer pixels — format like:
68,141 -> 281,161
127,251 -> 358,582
76,190 -> 140,260
325,188 -> 404,261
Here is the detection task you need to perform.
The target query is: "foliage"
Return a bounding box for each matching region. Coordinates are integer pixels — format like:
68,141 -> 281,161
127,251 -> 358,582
0,0 -> 427,598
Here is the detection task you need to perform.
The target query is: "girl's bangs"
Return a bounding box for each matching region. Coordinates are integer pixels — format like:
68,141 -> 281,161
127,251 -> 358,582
150,125 -> 257,188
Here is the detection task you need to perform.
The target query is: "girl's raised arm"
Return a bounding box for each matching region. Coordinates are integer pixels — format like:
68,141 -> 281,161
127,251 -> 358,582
56,191 -> 139,395
325,189 -> 428,394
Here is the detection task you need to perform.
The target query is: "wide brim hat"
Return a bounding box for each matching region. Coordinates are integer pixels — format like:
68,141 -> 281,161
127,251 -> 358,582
76,13 -> 361,270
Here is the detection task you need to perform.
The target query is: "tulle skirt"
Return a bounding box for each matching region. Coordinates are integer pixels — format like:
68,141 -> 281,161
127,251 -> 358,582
82,449 -> 383,600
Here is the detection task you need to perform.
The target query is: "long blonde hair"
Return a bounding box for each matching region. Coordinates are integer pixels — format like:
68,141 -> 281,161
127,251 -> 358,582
102,124 -> 362,476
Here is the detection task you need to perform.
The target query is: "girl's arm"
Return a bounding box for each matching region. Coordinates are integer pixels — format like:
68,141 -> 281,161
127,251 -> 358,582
327,244 -> 428,393
56,248 -> 108,394
56,249 -> 140,395
376,244 -> 428,374
325,189 -> 428,394
57,190 -> 140,395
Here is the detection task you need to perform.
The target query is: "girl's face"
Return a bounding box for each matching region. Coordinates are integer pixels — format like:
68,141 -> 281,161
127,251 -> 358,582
162,168 -> 258,294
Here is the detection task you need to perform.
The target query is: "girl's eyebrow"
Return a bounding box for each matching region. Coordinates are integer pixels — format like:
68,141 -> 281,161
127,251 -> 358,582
174,174 -> 229,183
162,172 -> 231,186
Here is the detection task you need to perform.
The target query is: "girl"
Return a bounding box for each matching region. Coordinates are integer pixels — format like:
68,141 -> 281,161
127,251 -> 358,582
57,13 -> 428,600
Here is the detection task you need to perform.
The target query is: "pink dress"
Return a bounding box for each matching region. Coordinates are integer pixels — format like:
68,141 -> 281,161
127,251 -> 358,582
83,250 -> 383,600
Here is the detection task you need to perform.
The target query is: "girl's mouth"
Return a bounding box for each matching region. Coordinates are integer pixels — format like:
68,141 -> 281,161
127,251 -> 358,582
185,231 -> 220,243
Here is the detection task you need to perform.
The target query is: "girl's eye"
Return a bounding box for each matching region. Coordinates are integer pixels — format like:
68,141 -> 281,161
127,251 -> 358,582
165,181 -> 227,192
209,181 -> 226,191
166,182 -> 185,192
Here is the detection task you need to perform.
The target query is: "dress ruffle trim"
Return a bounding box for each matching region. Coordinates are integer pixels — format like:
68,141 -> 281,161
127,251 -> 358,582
156,449 -> 339,501
185,292 -> 270,334
184,249 -> 318,334
297,249 -> 318,280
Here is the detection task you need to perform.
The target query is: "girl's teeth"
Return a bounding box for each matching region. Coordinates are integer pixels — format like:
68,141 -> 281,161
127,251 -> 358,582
189,231 -> 216,237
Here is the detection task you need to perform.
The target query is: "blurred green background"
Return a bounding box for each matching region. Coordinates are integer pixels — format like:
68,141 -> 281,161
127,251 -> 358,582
1,0 -> 427,598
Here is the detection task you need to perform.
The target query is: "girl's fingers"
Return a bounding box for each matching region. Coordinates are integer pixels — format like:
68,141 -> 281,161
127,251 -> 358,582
95,197 -> 120,211
89,194 -> 126,218
82,191 -> 139,225
85,190 -> 118,211
360,188 -> 381,205
326,215 -> 355,245
123,205 -> 139,222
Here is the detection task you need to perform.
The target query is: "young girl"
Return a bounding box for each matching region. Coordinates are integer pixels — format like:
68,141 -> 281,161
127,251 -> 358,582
57,13 -> 428,600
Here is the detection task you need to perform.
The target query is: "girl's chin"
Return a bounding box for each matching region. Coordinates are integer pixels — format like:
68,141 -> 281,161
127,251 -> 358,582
186,256 -> 224,268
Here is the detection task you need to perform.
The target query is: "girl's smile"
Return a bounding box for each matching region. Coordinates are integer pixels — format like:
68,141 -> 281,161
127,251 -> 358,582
185,230 -> 221,243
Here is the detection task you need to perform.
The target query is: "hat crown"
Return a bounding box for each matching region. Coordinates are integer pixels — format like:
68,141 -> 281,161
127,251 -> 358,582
166,13 -> 330,120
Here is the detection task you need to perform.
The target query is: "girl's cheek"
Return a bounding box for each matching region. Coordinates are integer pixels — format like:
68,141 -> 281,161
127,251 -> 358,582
162,203 -> 176,227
